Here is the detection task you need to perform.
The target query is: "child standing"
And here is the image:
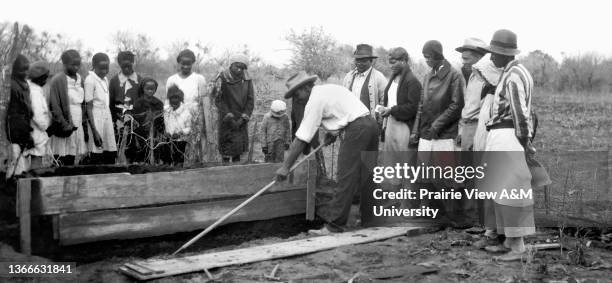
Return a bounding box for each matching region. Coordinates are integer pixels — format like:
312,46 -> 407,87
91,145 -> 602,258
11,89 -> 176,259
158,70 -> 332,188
125,78 -> 164,163
27,61 -> 51,170
162,85 -> 192,165
260,100 -> 290,163
85,53 -> 117,164
5,55 -> 33,178
48,50 -> 88,166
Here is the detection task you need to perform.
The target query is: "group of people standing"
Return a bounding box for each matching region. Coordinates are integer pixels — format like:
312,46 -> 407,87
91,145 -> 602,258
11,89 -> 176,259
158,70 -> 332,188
275,29 -> 546,261
5,27 -> 544,260
5,49 -> 256,176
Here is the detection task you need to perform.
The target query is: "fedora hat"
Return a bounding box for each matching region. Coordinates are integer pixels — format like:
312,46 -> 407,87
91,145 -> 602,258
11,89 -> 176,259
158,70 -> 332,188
455,37 -> 487,54
284,71 -> 318,99
484,29 -> 520,56
353,44 -> 377,59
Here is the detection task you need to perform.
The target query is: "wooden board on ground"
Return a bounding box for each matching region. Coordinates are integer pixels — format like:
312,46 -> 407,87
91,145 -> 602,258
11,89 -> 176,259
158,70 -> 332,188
31,163 -> 300,215
119,226 -> 422,281
58,189 -> 306,245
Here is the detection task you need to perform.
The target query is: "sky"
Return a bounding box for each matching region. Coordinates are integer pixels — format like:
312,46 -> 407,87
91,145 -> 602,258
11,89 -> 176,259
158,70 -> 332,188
1,0 -> 611,67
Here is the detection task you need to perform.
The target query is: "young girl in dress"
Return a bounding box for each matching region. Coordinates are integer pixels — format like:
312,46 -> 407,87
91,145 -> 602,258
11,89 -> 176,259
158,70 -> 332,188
85,53 -> 117,164
47,50 -> 88,166
162,85 -> 192,165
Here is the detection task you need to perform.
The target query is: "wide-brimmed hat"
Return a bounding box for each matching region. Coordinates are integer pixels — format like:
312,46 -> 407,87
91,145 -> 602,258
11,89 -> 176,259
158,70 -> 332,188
483,29 -> 520,56
353,44 -> 377,59
284,71 -> 318,99
455,37 -> 487,54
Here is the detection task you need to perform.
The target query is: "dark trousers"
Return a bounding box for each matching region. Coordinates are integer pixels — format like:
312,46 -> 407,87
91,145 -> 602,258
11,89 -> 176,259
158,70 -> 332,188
54,155 -> 75,166
316,116 -> 379,227
222,155 -> 241,163
159,141 -> 187,165
89,151 -> 118,165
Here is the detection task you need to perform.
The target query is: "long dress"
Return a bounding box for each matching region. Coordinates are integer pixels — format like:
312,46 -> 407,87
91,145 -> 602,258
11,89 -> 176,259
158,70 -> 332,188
214,71 -> 254,158
50,74 -> 87,157
84,71 -> 117,153
166,72 -> 219,161
27,81 -> 50,157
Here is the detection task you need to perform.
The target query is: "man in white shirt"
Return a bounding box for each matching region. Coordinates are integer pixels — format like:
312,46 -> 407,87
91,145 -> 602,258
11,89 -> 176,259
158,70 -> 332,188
276,72 -> 379,234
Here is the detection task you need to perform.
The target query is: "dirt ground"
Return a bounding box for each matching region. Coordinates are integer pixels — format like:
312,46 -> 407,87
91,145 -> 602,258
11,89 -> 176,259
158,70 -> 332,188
1,211 -> 611,283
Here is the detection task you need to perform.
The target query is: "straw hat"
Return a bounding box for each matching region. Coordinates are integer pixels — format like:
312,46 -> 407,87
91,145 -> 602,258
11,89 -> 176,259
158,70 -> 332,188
284,71 -> 318,99
483,29 -> 520,56
455,37 -> 487,53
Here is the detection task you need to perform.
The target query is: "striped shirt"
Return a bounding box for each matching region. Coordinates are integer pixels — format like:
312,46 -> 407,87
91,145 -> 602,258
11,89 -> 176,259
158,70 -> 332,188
486,60 -> 534,139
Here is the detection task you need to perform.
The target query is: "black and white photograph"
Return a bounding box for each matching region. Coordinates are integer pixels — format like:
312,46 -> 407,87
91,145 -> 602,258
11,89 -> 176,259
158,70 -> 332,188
0,0 -> 611,282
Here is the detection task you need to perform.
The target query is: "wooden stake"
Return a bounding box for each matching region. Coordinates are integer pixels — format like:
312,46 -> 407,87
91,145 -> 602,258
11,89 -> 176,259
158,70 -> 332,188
18,179 -> 32,255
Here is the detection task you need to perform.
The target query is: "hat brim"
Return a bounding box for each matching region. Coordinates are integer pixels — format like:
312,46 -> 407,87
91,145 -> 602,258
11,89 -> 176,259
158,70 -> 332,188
483,45 -> 520,56
284,76 -> 318,99
455,46 -> 487,53
271,111 -> 285,117
353,55 -> 378,59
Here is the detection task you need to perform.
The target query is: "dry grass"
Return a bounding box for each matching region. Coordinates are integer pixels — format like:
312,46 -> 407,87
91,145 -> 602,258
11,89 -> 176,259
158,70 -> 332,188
533,91 -> 612,151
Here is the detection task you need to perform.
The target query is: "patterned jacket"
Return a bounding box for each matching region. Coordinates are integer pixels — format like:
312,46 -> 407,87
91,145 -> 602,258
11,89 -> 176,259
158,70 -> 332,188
486,60 -> 534,139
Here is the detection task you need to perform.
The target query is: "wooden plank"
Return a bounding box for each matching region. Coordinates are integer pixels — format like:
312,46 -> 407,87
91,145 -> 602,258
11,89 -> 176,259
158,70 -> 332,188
18,179 -> 32,255
32,163 -> 304,215
58,189 -> 306,245
306,158 -> 317,220
121,226 -> 420,281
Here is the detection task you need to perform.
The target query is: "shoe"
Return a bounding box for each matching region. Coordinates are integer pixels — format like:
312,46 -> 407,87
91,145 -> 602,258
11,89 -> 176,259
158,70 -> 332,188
484,245 -> 511,253
465,227 -> 486,234
308,224 -> 344,235
473,237 -> 500,249
308,226 -> 332,236
494,251 -> 526,262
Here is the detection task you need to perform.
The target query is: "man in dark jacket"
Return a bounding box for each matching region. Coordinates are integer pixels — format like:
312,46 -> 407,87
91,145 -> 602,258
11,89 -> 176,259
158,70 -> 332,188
418,40 -> 464,144
417,40 -> 466,227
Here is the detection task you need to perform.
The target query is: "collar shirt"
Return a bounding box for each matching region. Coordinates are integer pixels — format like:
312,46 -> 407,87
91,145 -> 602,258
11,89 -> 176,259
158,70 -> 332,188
294,84 -> 369,143
118,72 -> 138,95
350,66 -> 372,98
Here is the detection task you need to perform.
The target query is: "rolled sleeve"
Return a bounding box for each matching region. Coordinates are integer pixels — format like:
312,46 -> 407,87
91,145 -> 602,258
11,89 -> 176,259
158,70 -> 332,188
294,94 -> 323,143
